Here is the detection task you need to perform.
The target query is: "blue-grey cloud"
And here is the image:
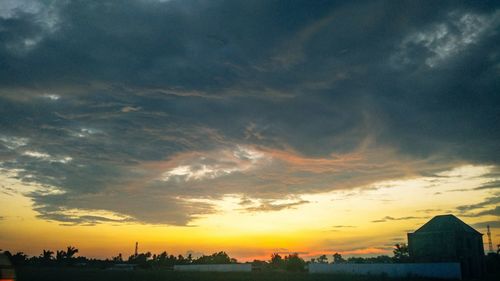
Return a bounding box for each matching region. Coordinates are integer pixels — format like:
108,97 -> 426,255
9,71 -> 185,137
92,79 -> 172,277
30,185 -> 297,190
472,221 -> 500,229
474,180 -> 500,190
461,205 -> 500,218
1,0 -> 499,225
475,206 -> 500,217
456,196 -> 500,212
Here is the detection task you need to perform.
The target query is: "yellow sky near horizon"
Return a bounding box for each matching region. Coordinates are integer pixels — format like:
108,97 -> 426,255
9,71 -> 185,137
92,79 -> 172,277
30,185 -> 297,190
0,165 -> 498,262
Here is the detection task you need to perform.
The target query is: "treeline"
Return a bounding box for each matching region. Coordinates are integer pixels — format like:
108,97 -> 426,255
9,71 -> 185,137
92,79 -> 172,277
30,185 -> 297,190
310,253 -> 393,264
2,248 -> 237,269
127,251 -> 237,268
1,243 -> 411,271
321,243 -> 411,264
4,246 -> 110,268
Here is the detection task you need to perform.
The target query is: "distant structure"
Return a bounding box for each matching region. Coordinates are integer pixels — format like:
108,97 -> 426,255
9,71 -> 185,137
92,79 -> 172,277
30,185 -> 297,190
407,214 -> 485,278
486,225 -> 493,253
134,242 -> 138,257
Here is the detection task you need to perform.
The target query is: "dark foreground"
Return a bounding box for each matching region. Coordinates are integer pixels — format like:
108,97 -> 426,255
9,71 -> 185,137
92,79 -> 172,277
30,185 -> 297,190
15,267 -> 459,281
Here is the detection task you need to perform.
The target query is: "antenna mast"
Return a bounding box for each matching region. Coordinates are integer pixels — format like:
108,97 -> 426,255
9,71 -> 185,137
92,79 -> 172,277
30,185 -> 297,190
487,225 -> 493,253
135,241 -> 138,257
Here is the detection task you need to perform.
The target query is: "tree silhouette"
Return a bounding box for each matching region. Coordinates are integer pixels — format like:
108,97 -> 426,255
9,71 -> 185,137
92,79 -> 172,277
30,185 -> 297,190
193,251 -> 234,264
392,243 -> 410,263
128,251 -> 152,268
56,250 -> 66,262
4,251 -> 27,266
41,250 -> 54,261
284,253 -> 306,271
112,253 -> 123,263
317,254 -> 328,264
333,252 -> 345,263
347,255 -> 393,264
270,253 -> 283,269
157,251 -> 168,264
65,246 -> 79,259
40,250 -> 54,265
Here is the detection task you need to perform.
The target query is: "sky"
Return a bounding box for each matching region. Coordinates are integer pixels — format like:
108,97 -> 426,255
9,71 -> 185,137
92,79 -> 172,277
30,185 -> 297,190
0,0 -> 499,262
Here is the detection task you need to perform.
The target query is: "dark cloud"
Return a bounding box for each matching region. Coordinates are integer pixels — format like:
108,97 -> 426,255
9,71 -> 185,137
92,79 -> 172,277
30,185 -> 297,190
32,189 -> 217,226
0,0 -> 499,225
37,212 -> 133,227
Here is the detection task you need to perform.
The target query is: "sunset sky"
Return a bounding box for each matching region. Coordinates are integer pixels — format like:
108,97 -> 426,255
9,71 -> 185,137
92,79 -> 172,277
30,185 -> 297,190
0,0 -> 499,262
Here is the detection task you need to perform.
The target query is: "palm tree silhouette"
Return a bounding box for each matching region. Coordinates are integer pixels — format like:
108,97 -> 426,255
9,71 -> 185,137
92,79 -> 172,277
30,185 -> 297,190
65,246 -> 79,259
41,250 -> 54,261
56,250 -> 66,261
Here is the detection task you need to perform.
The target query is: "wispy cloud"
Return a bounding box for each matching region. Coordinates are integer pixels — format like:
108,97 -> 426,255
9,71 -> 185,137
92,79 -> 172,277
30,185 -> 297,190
417,208 -> 443,214
472,221 -> 500,229
474,180 -> 500,190
241,199 -> 310,213
324,247 -> 390,256
372,216 -> 427,223
0,135 -> 28,150
456,196 -> 500,212
462,206 -> 500,218
332,225 -> 356,228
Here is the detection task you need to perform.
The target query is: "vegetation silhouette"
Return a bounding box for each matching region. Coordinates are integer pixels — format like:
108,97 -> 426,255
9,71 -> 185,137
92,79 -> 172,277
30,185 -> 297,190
2,243 -> 500,279
270,253 -> 283,269
392,243 -> 410,263
41,250 -> 53,265
0,244 -> 441,269
333,252 -> 346,263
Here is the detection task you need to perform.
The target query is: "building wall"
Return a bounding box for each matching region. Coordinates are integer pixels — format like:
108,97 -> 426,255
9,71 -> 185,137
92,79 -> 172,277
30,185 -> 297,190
308,263 -> 461,279
408,231 -> 458,261
173,264 -> 252,272
408,231 -> 484,278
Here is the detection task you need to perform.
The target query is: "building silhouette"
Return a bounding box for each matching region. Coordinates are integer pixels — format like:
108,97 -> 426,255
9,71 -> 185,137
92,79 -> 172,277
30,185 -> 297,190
408,214 -> 485,278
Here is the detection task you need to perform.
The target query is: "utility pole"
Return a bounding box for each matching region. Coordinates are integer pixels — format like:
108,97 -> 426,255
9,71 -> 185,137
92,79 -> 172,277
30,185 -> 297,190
487,225 -> 493,253
135,242 -> 138,257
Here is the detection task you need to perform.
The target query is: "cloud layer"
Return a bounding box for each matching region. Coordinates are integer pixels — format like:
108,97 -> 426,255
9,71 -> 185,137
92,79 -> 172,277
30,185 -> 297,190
1,0 -> 499,225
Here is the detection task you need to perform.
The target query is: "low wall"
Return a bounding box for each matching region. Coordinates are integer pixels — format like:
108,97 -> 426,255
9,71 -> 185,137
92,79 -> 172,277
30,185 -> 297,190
173,264 -> 252,272
309,263 -> 461,279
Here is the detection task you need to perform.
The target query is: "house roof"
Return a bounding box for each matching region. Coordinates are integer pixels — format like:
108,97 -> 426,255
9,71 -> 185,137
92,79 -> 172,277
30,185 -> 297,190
412,214 -> 482,235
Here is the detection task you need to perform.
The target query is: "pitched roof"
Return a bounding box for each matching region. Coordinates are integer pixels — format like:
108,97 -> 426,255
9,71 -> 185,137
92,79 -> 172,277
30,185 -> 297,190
413,214 -> 482,235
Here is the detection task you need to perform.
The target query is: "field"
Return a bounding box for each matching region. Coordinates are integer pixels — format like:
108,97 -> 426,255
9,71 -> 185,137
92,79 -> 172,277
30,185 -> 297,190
15,267 -> 458,281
